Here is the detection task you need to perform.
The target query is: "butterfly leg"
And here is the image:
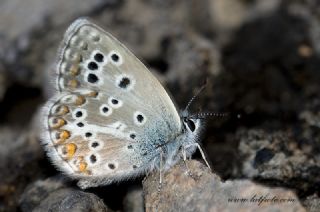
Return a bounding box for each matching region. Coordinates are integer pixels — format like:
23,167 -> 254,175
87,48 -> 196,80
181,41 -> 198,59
181,147 -> 194,178
184,143 -> 212,171
153,148 -> 165,211
195,143 -> 212,171
158,147 -> 164,193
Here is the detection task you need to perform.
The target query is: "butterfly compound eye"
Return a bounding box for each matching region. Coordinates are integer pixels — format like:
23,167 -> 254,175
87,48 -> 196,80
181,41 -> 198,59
184,119 -> 196,132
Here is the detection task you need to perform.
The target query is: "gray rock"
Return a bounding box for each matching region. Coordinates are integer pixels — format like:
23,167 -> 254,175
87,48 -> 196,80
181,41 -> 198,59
163,32 -> 221,111
0,70 -> 7,101
238,129 -> 320,189
0,0 -> 120,87
19,177 -> 111,212
303,194 -> 320,212
19,177 -> 68,211
123,186 -> 144,212
34,188 -> 109,212
0,127 -> 44,212
143,160 -> 306,212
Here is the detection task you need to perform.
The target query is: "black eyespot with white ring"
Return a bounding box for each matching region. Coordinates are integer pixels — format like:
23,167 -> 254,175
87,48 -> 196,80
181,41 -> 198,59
116,74 -> 135,91
72,108 -> 87,120
91,50 -> 107,65
108,50 -> 123,66
91,142 -> 99,148
82,131 -> 96,139
108,97 -> 123,109
107,163 -> 117,170
85,132 -> 92,137
87,73 -> 99,83
130,133 -> 136,140
133,111 -> 147,126
87,61 -> 98,70
89,140 -> 103,151
84,71 -> 102,85
99,104 -> 112,116
86,153 -> 101,165
90,154 -> 97,163
94,53 -> 104,63
77,122 -> 84,127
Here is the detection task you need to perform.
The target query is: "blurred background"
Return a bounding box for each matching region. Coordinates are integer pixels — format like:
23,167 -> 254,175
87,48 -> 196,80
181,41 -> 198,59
0,0 -> 319,211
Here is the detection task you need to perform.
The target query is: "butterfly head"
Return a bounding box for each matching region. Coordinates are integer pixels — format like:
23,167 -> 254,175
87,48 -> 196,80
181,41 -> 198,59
178,82 -> 208,143
178,110 -> 204,148
178,81 -> 228,146
182,116 -> 200,133
180,103 -> 202,130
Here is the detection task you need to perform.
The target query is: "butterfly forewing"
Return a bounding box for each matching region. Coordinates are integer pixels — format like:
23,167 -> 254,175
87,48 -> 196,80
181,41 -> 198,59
42,18 -> 181,188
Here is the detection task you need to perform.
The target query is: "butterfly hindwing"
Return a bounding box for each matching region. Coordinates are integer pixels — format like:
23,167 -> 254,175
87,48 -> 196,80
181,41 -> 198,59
42,18 -> 182,188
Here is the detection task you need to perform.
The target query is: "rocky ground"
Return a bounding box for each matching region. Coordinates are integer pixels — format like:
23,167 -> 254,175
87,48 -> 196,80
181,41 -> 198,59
0,0 -> 319,211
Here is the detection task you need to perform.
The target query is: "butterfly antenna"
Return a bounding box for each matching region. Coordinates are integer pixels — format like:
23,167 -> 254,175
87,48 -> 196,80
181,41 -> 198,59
191,112 -> 229,119
184,79 -> 208,113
